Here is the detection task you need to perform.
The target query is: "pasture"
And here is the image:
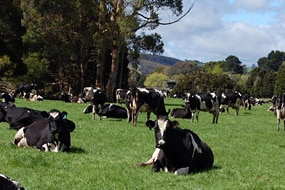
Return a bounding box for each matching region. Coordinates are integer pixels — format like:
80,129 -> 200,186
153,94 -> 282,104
1,98 -> 285,189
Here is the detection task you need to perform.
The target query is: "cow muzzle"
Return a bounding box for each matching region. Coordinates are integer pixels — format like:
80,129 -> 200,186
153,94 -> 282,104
156,139 -> 165,148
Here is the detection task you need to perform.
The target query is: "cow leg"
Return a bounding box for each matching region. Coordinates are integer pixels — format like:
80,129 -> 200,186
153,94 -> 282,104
146,112 -> 151,121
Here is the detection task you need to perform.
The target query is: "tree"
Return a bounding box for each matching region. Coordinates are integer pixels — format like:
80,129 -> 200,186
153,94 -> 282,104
0,0 -> 27,77
223,55 -> 244,74
144,72 -> 169,88
274,62 -> 285,95
258,50 -> 285,72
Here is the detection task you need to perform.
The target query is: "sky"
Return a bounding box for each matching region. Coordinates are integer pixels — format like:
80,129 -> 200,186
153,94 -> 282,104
145,0 -> 285,66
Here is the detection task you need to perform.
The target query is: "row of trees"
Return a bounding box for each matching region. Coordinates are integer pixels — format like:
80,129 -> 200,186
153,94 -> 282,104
1,0 -> 193,101
145,51 -> 285,98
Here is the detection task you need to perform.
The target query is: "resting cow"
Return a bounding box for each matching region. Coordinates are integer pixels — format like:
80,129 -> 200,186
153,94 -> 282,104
84,103 -> 127,119
170,104 -> 192,119
184,92 -> 219,124
143,116 -> 214,174
14,110 -> 75,152
0,174 -> 24,190
0,103 -> 49,130
125,87 -> 169,126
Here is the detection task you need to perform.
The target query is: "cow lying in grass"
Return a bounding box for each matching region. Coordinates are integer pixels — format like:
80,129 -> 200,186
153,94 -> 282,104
14,110 -> 75,152
138,116 -> 214,175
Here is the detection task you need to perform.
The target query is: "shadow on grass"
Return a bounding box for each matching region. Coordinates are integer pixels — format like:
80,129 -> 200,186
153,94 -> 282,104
69,147 -> 87,154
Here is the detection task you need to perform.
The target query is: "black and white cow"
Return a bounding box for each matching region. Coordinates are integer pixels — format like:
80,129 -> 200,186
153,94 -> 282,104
242,94 -> 252,110
84,103 -> 127,119
0,174 -> 24,190
14,83 -> 38,99
83,87 -> 107,120
1,92 -> 15,104
170,104 -> 192,119
144,116 -> 214,174
271,94 -> 285,131
0,103 -> 49,130
14,110 -> 75,152
125,87 -> 169,126
184,93 -> 219,124
219,92 -> 242,115
115,89 -> 128,104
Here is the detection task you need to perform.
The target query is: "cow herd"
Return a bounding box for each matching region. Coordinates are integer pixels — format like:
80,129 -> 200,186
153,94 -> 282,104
0,84 -> 279,179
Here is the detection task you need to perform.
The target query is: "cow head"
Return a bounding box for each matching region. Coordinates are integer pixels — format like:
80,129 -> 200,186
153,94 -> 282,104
146,116 -> 179,148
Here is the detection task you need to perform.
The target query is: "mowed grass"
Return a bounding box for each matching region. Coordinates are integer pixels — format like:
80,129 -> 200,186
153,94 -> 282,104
1,98 -> 285,189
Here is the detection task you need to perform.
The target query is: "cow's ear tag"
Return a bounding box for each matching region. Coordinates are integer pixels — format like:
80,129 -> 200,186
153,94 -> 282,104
62,111 -> 67,119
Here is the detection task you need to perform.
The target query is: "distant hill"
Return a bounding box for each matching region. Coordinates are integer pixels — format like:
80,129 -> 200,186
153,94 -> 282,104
137,54 -> 182,75
137,54 -> 204,75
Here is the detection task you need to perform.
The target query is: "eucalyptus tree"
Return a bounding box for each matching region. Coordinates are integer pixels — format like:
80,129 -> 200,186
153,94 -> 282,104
0,0 -> 27,77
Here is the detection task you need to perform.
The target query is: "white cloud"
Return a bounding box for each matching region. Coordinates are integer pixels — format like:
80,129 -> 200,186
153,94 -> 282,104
149,0 -> 285,66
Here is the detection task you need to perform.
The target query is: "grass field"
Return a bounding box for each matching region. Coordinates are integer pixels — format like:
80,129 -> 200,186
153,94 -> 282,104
1,98 -> 285,190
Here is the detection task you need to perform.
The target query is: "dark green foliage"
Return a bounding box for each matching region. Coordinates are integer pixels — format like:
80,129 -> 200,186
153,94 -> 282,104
274,63 -> 285,95
0,0 -> 27,76
258,50 -> 285,71
171,72 -> 237,96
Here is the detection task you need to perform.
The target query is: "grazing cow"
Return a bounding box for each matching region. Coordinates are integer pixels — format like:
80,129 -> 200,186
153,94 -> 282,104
0,103 -> 49,130
115,89 -> 128,104
170,104 -> 192,119
144,116 -> 214,174
219,92 -> 242,115
184,93 -> 219,124
125,87 -> 169,126
0,174 -> 24,190
84,103 -> 127,119
14,110 -> 75,152
14,83 -> 38,99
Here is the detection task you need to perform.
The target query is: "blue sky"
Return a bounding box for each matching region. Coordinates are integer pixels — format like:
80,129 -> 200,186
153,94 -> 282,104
146,0 -> 285,66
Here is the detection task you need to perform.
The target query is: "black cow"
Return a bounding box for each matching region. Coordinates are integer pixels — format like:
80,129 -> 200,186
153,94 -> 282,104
184,93 -> 219,124
125,87 -> 169,126
145,116 -> 214,174
84,103 -> 127,119
115,89 -> 128,104
0,103 -> 49,130
14,83 -> 38,99
220,92 -> 242,115
14,110 -> 75,152
0,174 -> 24,190
170,104 -> 192,119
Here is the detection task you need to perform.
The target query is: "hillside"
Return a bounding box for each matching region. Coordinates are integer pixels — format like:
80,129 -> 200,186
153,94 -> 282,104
137,54 -> 182,75
137,54 -> 205,75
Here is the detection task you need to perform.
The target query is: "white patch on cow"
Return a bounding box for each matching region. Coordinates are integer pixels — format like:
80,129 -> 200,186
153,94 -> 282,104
174,167 -> 190,175
188,133 -> 202,158
42,144 -> 49,152
138,88 -> 149,93
157,118 -> 168,145
49,111 -> 59,118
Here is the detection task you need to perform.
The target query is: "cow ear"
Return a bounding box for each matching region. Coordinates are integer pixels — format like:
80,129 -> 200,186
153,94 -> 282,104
146,120 -> 155,130
169,120 -> 179,128
61,111 -> 68,119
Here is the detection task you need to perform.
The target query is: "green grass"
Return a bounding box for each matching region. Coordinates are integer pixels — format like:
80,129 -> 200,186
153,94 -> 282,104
1,98 -> 285,189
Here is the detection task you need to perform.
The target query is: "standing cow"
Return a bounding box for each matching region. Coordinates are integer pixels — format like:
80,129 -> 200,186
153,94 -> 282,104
219,92 -> 242,115
82,87 -> 106,120
125,87 -> 169,126
184,93 -> 219,124
145,116 -> 214,174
